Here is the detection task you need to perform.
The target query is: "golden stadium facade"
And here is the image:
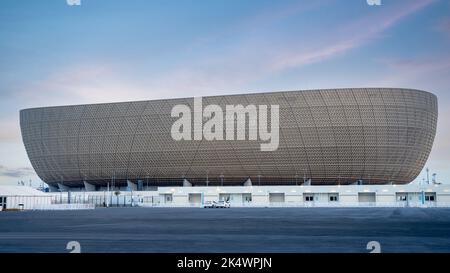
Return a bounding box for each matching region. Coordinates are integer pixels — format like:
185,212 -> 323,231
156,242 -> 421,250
20,88 -> 437,188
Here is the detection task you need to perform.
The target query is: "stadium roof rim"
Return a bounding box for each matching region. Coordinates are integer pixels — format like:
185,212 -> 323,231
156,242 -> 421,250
20,87 -> 436,111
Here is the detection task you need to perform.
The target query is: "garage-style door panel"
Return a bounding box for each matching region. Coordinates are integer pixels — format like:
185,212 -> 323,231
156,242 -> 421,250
358,193 -> 376,203
269,193 -> 285,203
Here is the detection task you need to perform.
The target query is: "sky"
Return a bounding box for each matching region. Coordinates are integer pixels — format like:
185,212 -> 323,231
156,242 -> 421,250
0,0 -> 449,186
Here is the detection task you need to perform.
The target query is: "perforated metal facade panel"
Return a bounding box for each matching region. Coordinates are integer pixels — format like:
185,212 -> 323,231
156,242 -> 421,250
20,88 -> 437,187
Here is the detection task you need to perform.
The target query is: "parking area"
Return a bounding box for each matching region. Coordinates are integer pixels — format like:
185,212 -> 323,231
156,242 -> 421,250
1,207 -> 450,252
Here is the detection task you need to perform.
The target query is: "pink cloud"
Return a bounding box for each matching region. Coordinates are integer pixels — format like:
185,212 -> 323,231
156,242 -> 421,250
14,0 -> 436,106
152,0 -> 437,96
15,62 -> 154,107
269,0 -> 437,72
374,56 -> 450,88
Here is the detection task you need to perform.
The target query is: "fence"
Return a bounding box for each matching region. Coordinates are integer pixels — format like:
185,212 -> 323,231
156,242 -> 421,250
50,193 -> 160,208
1,195 -> 52,210
32,203 -> 95,210
5,193 -> 448,210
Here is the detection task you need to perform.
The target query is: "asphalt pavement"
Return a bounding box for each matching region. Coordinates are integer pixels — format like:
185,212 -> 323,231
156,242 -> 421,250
0,207 -> 449,252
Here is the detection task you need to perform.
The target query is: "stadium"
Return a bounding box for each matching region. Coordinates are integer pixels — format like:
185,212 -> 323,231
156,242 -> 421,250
20,88 -> 437,190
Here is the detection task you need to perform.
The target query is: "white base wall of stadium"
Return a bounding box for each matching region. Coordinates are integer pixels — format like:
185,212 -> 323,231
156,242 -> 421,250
43,184 -> 450,208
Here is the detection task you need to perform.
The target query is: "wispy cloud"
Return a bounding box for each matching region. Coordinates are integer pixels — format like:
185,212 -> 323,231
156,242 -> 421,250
0,165 -> 35,178
270,0 -> 437,72
15,63 -> 151,107
15,0 -> 436,106
188,1 -> 437,89
374,55 -> 450,90
379,56 -> 450,75
152,0 -> 437,96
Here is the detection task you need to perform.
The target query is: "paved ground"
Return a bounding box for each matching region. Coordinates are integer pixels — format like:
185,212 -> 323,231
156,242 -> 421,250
0,207 -> 450,253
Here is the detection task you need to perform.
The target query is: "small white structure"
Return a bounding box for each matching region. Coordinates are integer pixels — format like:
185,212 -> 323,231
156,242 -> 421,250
0,185 -> 52,210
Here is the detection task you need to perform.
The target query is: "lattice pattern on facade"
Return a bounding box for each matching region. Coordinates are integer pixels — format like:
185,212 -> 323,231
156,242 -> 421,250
20,88 -> 438,186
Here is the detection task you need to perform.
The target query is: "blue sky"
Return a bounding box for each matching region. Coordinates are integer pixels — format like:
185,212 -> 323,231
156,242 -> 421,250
1,0 -> 449,186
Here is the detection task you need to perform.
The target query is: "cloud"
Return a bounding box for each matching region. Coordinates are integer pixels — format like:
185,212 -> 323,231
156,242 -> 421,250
14,62 -> 153,107
156,0 -> 437,95
269,0 -> 437,72
0,165 -> 35,178
0,117 -> 21,142
372,55 -> 450,94
12,0 -> 436,106
380,56 -> 450,70
378,56 -> 450,78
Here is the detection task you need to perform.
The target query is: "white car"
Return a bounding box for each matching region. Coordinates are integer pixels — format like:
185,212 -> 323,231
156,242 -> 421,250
203,201 -> 214,208
203,200 -> 230,208
214,200 -> 230,208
